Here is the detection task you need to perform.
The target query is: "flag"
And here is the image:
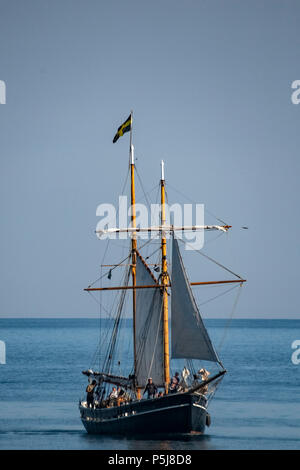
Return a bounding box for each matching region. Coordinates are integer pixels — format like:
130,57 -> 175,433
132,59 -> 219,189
113,114 -> 132,143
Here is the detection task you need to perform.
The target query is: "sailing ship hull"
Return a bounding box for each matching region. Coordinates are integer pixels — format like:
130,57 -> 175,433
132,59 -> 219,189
79,392 -> 209,435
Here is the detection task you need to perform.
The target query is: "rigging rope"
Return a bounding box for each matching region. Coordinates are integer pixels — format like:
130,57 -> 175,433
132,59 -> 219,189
135,164 -> 159,210
103,267 -> 130,375
90,264 -> 129,369
195,283 -> 241,307
87,291 -> 111,315
206,375 -> 225,407
87,238 -> 155,288
144,246 -> 161,261
217,283 -> 244,351
165,182 -> 228,226
178,238 -> 243,280
145,297 -> 164,386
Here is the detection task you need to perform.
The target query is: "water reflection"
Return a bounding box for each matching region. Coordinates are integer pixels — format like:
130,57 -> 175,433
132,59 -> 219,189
82,432 -> 214,450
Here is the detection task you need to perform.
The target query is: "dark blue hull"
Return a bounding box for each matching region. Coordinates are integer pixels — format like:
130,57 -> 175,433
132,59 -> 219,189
79,392 -> 209,435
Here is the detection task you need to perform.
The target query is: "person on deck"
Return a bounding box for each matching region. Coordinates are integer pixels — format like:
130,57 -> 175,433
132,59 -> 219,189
107,387 -> 118,406
198,368 -> 210,394
169,372 -> 180,393
199,368 -> 210,381
116,387 -> 125,406
143,378 -> 157,399
109,386 -> 118,399
86,380 -> 97,408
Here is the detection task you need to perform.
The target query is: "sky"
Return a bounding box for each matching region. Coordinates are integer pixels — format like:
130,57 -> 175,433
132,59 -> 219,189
0,0 -> 299,318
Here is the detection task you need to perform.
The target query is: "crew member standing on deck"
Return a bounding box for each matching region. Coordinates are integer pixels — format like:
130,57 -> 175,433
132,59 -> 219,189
86,380 -> 97,408
169,372 -> 180,393
143,378 -> 157,399
198,368 -> 210,394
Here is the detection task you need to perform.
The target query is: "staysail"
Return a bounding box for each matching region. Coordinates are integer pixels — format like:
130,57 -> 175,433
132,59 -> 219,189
171,236 -> 221,364
135,253 -> 164,387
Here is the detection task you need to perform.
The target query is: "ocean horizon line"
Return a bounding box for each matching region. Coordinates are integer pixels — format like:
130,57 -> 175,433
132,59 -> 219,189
0,315 -> 299,320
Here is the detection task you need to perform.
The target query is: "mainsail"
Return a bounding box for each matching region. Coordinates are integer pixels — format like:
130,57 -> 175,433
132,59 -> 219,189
171,236 -> 221,364
135,253 -> 164,387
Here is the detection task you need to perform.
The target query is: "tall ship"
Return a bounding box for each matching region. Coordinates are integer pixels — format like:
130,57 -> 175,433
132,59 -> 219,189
79,112 -> 246,435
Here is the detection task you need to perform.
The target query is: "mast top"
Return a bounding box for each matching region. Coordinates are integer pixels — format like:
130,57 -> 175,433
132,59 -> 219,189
130,144 -> 134,165
161,160 -> 165,181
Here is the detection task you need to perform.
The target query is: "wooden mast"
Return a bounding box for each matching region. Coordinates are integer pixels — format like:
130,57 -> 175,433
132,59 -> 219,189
129,111 -> 138,397
160,160 -> 170,394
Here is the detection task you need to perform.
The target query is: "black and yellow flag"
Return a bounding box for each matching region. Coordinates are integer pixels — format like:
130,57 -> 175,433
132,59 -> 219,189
113,114 -> 132,143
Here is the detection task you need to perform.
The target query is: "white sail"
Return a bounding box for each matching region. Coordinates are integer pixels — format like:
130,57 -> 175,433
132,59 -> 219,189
135,254 -> 164,387
171,237 -> 220,363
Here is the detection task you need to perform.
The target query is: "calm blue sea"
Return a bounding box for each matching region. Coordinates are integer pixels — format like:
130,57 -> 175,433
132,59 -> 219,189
0,319 -> 299,450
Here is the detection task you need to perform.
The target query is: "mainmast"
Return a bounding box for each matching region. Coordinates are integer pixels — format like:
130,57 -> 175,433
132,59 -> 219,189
160,160 -> 170,393
129,111 -> 138,396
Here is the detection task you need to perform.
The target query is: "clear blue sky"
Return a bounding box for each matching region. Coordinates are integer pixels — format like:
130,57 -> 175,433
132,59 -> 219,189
0,0 -> 299,318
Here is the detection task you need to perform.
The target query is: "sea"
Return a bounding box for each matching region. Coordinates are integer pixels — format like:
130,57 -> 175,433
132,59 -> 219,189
0,318 -> 299,450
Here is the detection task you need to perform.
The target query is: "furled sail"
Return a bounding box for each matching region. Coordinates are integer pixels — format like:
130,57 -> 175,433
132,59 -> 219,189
135,253 -> 164,387
171,237 -> 220,363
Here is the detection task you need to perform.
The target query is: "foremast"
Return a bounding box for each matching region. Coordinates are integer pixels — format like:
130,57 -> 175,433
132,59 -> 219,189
129,111 -> 139,397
